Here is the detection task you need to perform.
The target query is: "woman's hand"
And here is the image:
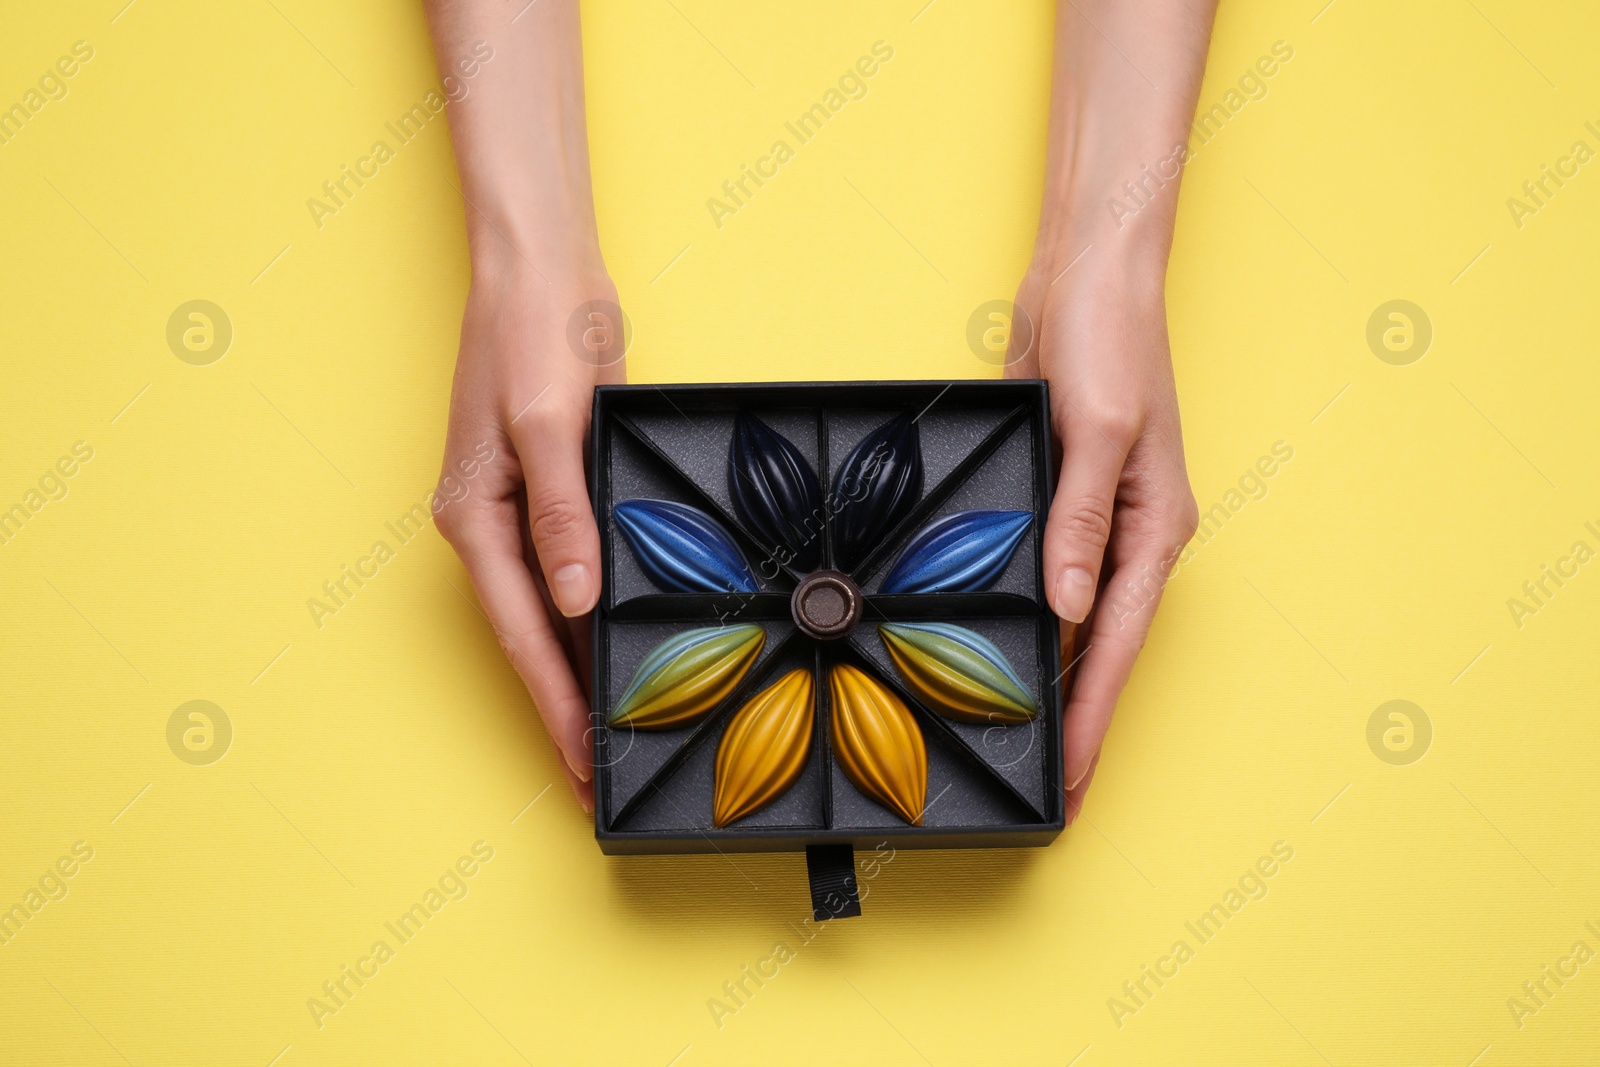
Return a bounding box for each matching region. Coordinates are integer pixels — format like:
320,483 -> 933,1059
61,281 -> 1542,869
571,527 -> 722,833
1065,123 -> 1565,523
434,259 -> 623,814
426,0 -> 618,810
1009,250 -> 1198,822
1011,0 -> 1217,820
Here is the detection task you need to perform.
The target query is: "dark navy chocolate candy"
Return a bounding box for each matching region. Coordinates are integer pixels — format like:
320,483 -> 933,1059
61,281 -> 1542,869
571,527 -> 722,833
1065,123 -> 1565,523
830,412 -> 923,572
728,412 -> 824,572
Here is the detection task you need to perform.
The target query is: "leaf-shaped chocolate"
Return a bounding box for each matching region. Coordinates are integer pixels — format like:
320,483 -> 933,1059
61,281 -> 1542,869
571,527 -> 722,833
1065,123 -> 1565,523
879,509 -> 1033,594
610,624 -> 765,729
878,622 -> 1038,725
713,668 -> 814,826
613,499 -> 758,594
729,412 -> 824,572
831,412 -> 923,572
829,663 -> 927,825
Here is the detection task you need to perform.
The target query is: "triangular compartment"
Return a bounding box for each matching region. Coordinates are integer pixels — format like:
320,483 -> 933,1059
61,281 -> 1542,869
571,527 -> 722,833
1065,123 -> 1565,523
604,427 -> 791,606
614,642 -> 823,833
858,418 -> 1041,598
847,620 -> 1049,820
601,620 -> 795,824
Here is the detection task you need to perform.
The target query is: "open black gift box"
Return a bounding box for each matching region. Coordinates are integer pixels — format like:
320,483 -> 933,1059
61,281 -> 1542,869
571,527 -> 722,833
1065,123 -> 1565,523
589,381 -> 1065,883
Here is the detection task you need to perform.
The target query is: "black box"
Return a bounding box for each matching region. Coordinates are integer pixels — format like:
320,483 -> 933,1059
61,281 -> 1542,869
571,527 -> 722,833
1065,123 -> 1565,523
589,381 -> 1063,855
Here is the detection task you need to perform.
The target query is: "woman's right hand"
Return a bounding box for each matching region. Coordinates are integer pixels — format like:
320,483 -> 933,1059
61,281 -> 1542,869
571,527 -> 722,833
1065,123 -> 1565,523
425,0 -> 620,812
434,255 -> 625,813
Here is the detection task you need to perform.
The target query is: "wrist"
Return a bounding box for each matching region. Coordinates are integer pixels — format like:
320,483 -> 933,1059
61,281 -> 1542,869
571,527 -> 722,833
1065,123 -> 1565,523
1033,140 -> 1186,273
1026,212 -> 1171,304
454,147 -> 605,282
467,216 -> 610,294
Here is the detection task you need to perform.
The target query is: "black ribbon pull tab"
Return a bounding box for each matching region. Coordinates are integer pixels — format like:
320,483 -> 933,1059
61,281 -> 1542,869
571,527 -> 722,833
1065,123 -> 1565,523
805,843 -> 861,921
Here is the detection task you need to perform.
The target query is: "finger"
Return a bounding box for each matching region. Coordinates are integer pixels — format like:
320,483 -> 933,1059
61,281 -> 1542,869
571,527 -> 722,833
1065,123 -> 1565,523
553,748 -> 594,815
1043,402 -> 1134,624
438,494 -> 595,791
520,543 -> 593,697
517,488 -> 581,669
1061,546 -> 1177,790
1065,752 -> 1099,826
509,392 -> 601,618
566,610 -> 594,698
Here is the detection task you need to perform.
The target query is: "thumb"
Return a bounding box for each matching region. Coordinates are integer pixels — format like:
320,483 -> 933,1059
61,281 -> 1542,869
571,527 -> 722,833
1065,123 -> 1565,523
1043,411 -> 1131,623
510,397 -> 600,618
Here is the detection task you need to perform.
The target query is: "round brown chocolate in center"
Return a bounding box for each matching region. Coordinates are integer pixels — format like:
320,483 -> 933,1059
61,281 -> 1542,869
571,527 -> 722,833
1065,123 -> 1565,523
791,570 -> 863,640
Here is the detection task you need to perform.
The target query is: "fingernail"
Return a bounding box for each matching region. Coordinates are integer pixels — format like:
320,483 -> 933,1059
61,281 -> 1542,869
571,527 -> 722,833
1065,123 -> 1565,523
1055,567 -> 1095,623
577,792 -> 594,815
565,749 -> 592,783
1067,763 -> 1091,791
551,563 -> 594,617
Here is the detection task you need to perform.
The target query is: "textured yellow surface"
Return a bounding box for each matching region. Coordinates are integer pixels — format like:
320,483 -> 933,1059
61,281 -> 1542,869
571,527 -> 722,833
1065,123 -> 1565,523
3,0 -> 1598,1063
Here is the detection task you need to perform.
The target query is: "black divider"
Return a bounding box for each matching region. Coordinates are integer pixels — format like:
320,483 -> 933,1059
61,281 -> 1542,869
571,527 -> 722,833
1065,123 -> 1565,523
1036,585 -> 1068,827
818,406 -> 833,573
813,642 -> 834,833
607,593 -> 792,623
863,593 -> 1040,619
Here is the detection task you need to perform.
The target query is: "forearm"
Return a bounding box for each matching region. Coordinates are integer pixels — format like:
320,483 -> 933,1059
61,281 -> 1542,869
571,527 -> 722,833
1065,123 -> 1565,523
424,0 -> 605,278
1033,0 -> 1217,279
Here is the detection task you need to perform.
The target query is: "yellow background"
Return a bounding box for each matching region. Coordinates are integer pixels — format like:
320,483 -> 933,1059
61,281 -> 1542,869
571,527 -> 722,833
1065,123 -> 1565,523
3,0 -> 1597,1063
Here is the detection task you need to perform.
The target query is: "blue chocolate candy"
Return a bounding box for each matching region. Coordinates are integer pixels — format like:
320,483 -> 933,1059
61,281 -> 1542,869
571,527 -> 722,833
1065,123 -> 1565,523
613,499 -> 758,594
